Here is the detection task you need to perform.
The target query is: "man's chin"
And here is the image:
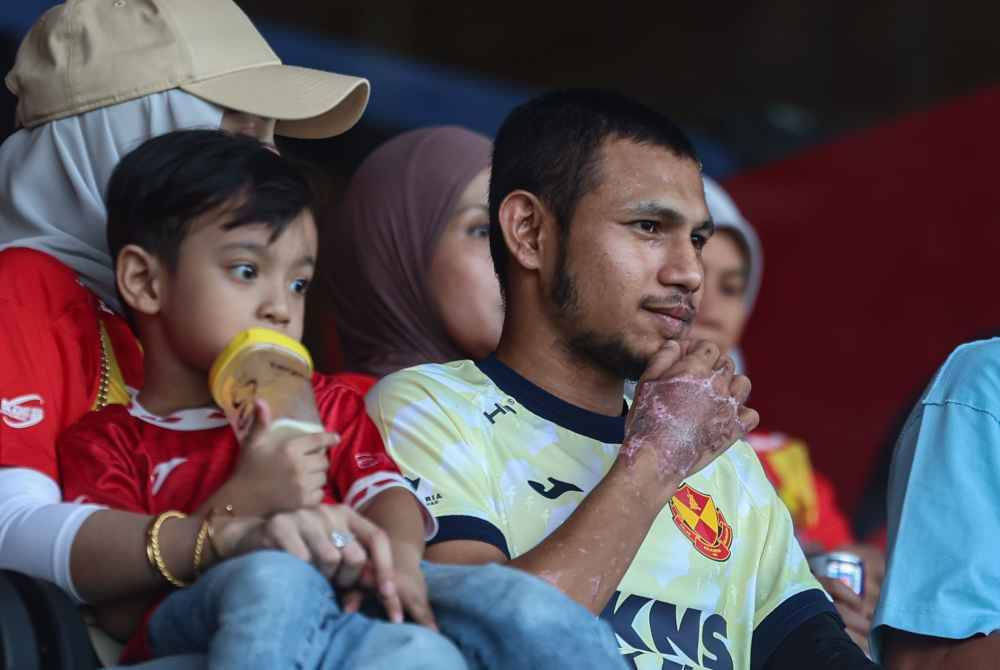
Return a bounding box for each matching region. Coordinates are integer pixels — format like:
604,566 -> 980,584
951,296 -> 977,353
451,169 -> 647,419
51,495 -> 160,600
566,330 -> 648,382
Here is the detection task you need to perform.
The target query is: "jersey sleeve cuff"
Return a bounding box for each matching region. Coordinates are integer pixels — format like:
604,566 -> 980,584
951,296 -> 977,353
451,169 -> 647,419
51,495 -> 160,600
751,588 -> 837,670
429,514 -> 510,559
346,472 -> 438,540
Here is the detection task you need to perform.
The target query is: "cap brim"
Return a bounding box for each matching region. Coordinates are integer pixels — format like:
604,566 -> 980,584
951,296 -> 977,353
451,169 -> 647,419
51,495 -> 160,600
181,64 -> 370,139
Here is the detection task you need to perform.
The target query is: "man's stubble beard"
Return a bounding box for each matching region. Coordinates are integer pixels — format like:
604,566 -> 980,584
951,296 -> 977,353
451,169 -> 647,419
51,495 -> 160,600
550,244 -> 649,382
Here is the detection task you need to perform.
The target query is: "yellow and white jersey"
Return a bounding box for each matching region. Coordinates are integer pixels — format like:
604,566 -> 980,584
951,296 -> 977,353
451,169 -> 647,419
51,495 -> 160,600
368,356 -> 834,670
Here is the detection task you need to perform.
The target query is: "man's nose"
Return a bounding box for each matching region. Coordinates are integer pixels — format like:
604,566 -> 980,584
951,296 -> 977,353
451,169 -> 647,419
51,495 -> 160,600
658,240 -> 703,293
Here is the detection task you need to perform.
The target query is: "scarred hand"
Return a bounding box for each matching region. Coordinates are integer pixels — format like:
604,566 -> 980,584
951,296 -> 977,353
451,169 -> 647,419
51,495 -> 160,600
620,340 -> 759,495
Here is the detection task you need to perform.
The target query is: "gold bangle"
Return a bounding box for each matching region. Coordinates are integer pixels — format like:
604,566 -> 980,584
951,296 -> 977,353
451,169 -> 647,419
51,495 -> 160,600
193,519 -> 210,577
206,504 -> 235,561
146,510 -> 190,588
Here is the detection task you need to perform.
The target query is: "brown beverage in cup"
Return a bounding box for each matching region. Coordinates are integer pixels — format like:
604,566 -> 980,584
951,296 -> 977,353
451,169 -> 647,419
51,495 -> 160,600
209,328 -> 324,443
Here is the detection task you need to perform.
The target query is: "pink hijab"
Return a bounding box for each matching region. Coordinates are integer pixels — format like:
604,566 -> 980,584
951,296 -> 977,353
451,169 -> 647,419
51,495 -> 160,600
320,126 -> 493,378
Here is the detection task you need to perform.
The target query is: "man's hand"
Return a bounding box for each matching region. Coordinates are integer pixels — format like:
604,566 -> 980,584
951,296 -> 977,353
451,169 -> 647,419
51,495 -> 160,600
226,400 -> 338,513
620,340 -> 759,497
843,543 -> 885,622
815,544 -> 883,657
819,576 -> 872,655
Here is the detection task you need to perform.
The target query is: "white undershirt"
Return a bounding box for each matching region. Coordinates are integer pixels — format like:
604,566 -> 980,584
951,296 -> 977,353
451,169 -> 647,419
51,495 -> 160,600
0,467 -> 102,602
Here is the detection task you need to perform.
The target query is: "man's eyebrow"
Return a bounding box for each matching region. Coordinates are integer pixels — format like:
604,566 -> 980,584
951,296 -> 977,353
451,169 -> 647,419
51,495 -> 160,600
624,202 -> 713,236
624,201 -> 686,223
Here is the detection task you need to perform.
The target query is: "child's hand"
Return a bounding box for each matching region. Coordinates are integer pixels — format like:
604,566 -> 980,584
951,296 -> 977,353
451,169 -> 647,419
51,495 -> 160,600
393,559 -> 437,630
341,542 -> 436,630
231,400 -> 338,512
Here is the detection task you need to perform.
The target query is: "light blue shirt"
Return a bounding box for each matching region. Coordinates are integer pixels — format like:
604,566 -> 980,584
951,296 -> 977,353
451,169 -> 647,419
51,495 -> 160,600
871,338 -> 1000,661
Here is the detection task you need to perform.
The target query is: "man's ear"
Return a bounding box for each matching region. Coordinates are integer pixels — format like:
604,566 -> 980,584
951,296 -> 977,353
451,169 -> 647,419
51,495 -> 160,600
497,190 -> 556,276
116,245 -> 164,317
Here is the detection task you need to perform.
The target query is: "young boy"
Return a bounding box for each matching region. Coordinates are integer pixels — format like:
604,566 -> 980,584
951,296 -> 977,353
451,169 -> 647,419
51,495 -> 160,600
58,130 -> 626,670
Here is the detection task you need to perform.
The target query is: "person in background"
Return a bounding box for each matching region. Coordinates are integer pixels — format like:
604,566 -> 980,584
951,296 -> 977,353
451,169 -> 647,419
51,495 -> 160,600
871,337 -> 1000,669
0,2 -> 368,666
689,176 -> 885,654
313,126 -> 501,391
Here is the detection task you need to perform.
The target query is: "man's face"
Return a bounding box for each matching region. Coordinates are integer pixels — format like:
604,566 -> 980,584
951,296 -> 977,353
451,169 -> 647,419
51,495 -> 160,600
157,205 -> 317,372
546,138 -> 710,380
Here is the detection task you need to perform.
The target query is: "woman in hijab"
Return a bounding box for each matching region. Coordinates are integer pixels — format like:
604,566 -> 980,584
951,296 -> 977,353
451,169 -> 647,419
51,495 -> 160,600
317,126 -> 501,392
690,176 -> 883,655
0,2 -> 368,665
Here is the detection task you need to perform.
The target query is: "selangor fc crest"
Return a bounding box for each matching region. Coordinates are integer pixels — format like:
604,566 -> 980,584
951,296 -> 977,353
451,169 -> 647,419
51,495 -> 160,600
669,484 -> 733,561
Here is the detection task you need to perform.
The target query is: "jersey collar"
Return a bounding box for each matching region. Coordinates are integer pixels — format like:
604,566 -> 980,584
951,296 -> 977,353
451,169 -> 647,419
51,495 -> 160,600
126,388 -> 230,432
475,355 -> 626,444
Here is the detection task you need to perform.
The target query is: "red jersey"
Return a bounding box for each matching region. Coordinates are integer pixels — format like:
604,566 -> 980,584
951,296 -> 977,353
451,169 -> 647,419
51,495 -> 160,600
58,373 -> 429,663
0,248 -> 142,480
748,430 -> 854,552
59,373 -> 417,519
332,371 -> 377,397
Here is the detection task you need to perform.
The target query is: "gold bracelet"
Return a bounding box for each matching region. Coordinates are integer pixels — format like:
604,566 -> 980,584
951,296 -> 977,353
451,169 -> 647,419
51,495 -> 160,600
146,510 -> 190,588
193,519 -> 210,577
206,504 -> 235,561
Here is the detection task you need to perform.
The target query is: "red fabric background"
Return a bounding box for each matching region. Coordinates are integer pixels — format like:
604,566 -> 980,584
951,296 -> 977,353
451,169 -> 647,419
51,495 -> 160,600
725,86 -> 1000,510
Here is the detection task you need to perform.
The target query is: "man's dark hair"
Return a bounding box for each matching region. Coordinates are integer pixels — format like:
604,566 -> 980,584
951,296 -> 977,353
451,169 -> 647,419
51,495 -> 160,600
106,129 -> 313,275
488,89 -> 699,293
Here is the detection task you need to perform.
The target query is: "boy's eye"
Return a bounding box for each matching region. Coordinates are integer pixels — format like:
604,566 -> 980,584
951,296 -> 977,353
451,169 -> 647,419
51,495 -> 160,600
634,220 -> 659,234
692,233 -> 708,250
229,264 -> 257,281
290,278 -> 310,295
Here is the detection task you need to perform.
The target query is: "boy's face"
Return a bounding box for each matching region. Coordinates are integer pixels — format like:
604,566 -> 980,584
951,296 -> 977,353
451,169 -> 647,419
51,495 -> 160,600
158,206 -> 318,373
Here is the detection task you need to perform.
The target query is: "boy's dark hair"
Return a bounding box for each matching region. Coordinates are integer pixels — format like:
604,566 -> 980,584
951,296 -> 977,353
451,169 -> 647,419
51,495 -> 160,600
488,89 -> 699,294
106,129 -> 313,277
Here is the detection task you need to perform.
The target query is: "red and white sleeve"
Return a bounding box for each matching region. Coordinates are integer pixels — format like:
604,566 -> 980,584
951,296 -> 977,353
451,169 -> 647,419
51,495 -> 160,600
318,380 -> 437,538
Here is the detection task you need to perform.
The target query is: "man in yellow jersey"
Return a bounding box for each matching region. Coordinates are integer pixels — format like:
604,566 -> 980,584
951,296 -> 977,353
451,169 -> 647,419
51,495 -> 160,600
367,89 -> 878,670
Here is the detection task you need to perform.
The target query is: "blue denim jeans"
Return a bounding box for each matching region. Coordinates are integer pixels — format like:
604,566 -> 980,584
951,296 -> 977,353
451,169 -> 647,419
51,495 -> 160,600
147,551 -> 625,670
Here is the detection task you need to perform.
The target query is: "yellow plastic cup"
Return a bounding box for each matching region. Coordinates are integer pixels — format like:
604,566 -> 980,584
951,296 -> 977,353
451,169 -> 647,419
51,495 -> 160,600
209,328 -> 323,442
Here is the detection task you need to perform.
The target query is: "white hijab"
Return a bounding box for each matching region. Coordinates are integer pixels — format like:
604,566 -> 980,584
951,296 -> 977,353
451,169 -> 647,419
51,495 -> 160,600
703,176 -> 764,374
703,176 -> 763,313
0,89 -> 224,312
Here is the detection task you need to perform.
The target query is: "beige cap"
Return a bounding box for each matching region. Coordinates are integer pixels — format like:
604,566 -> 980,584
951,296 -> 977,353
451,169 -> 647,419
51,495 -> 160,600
5,0 -> 370,138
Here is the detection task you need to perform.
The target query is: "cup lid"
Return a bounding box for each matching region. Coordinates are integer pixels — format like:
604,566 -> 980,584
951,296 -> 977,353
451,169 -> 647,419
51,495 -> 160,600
208,328 -> 314,395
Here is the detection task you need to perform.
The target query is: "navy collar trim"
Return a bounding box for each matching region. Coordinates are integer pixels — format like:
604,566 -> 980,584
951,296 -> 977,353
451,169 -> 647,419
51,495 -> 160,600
475,354 -> 626,444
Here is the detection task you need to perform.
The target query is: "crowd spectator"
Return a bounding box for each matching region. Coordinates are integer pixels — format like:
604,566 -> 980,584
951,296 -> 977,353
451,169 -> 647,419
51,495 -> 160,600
0,1 -> 368,666
872,337 -> 1000,668
367,88 -> 879,669
315,126 -> 500,392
